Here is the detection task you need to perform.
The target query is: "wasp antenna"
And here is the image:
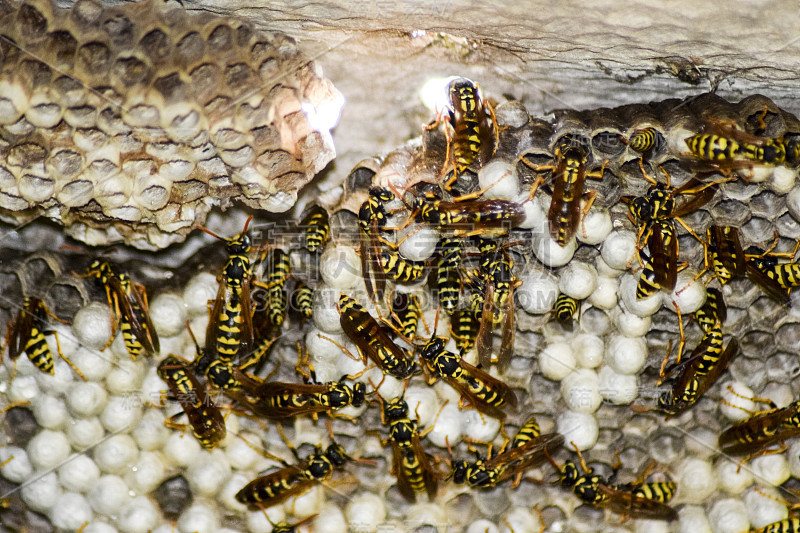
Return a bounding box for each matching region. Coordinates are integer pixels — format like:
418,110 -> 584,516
198,225 -> 224,241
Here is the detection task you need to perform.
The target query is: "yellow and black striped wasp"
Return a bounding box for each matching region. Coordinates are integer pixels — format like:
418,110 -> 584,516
626,163 -> 719,299
269,514 -> 317,533
419,335 -> 517,420
749,517 -> 800,533
157,355 -> 226,449
377,247 -> 427,285
685,118 -> 787,175
426,77 -> 498,190
375,395 -> 438,502
389,292 -> 423,341
744,237 -> 800,306
4,297 -> 84,379
299,204 -> 330,253
196,217 -> 255,378
693,225 -> 746,286
235,442 -> 353,509
452,415 -> 563,488
520,134 -> 607,247
338,293 -> 419,379
291,282 -> 314,320
554,294 -> 580,325
233,344 -> 366,420
718,395 -> 800,466
254,248 -> 291,329
551,445 -> 678,521
623,126 -> 663,158
434,236 -> 463,315
79,260 -> 160,359
358,186 -> 395,300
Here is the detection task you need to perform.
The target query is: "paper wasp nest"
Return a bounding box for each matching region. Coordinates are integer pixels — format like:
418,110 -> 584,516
0,0 -> 342,249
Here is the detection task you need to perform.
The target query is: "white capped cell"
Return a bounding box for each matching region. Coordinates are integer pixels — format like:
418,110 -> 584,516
21,471 -> 61,514
27,429 -> 71,471
708,498 -> 749,533
398,223 -> 439,261
461,408 -> 501,442
164,431 -> 202,468
72,302 -> 113,351
598,365 -> 639,405
0,446 -> 32,483
9,375 -> 39,404
312,285 -> 345,334
217,473 -> 250,513
771,167 -> 796,194
149,293 -> 187,337
187,450 -> 232,497
131,409 -> 170,451
66,416 -> 105,450
33,394 -> 68,429
426,402 -> 463,448
606,335 -> 647,375
677,505 -> 712,533
516,192 -> 546,230
126,451 -> 167,494
177,502 -> 221,533
247,507 -> 286,533
67,382 -> 109,418
314,503 -> 348,533
789,441 -> 800,478
614,309 -> 651,338
100,395 -> 141,433
667,270 -> 706,315
633,519 -> 669,533
531,231 -> 577,267
320,245 -> 362,290
601,230 -> 637,270
58,454 -> 100,493
557,410 -> 598,450
719,381 -> 756,422
751,454 -> 790,486
500,506 -> 544,533
467,520 -> 499,533
118,496 -> 160,533
588,276 -> 618,310
88,475 -> 130,516
678,458 -> 716,502
69,346 -> 113,382
576,208 -> 612,245
49,492 -> 93,531
225,433 -> 263,471
82,523 -> 119,533
744,486 -> 788,530
619,273 -> 663,317
538,342 -> 576,381
715,457 -> 753,495
404,385 -> 440,429
518,270 -> 558,314
561,369 -> 602,414
558,262 -> 598,300
106,358 -> 146,396
285,483 -> 323,517
94,434 -> 139,475
346,493 -> 386,533
574,334 -> 604,368
183,272 -> 219,316
479,160 -> 519,200
788,184 -> 800,222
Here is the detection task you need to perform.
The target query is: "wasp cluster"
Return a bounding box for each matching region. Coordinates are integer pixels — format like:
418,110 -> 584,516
0,0 -> 342,250
4,83 -> 800,533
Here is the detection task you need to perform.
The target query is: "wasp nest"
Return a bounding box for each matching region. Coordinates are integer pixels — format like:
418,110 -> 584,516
3,79 -> 800,531
0,0 -> 343,250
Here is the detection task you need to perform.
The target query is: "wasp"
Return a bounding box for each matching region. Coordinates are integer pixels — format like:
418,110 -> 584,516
419,336 -> 517,419
624,127 -> 662,156
338,293 -> 419,379
5,297 -> 84,379
235,442 -> 352,509
452,418 -> 563,488
435,237 -> 463,314
694,287 -> 726,335
408,191 -> 526,239
157,355 -> 226,449
426,77 -> 497,189
718,396 -> 800,464
474,243 -> 519,370
269,515 -> 317,533
359,186 -> 395,300
390,292 -> 422,340
377,396 -> 438,502
80,260 -> 160,359
694,225 -> 746,286
299,204 -> 330,253
450,308 -> 480,354
626,164 -> 718,299
745,239 -> 800,306
750,518 -> 800,533
234,344 -> 366,420
520,134 -> 606,247
685,120 -> 787,172
552,446 -> 678,521
196,218 -> 255,378
253,248 -> 291,329
378,247 -> 427,284
554,294 -> 580,324
291,282 -> 314,320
